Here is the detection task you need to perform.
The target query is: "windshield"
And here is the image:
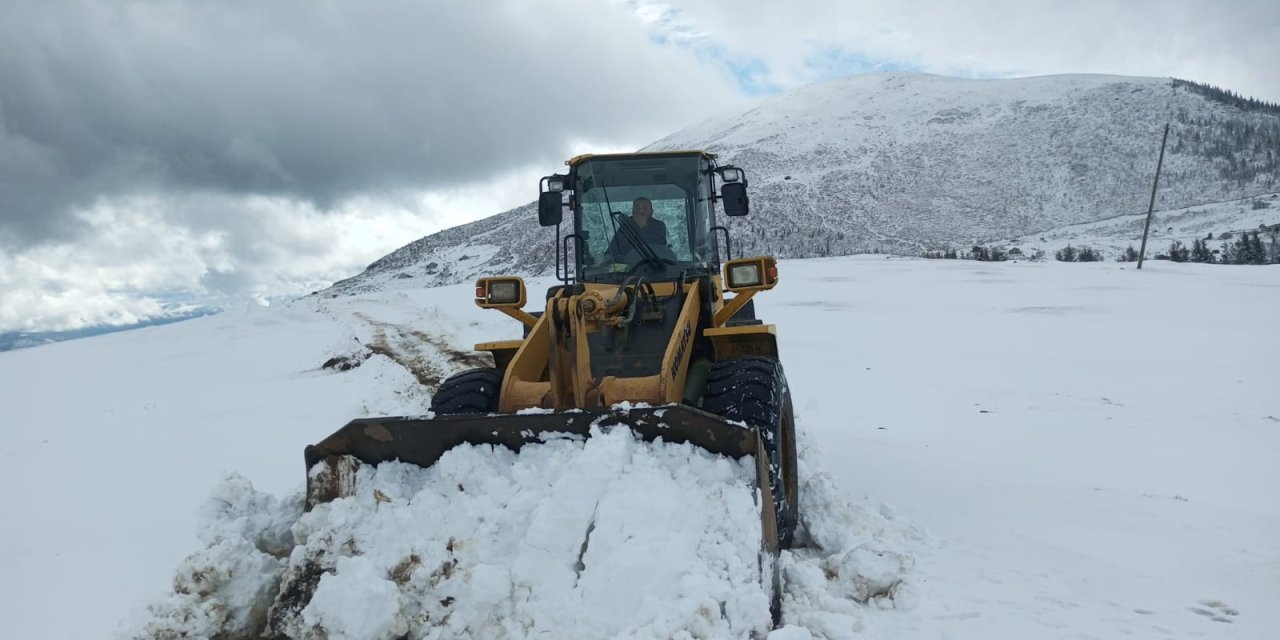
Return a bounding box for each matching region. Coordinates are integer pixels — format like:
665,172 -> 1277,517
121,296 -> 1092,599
574,155 -> 717,281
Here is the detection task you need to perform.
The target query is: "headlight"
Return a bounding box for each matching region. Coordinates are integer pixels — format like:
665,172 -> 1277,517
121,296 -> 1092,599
728,263 -> 762,288
488,281 -> 520,304
723,257 -> 777,292
474,276 -> 527,308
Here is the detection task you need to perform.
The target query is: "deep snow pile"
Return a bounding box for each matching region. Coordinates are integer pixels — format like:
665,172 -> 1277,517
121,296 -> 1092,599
128,423 -> 917,640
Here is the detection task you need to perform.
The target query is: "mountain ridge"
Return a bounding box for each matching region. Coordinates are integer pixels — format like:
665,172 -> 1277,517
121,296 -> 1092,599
327,72 -> 1280,295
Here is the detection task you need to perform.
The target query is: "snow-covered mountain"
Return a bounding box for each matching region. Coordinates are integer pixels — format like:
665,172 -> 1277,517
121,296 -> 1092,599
329,73 -> 1280,294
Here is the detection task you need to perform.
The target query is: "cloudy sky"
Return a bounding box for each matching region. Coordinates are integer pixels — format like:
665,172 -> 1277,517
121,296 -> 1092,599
2,0 -> 1276,333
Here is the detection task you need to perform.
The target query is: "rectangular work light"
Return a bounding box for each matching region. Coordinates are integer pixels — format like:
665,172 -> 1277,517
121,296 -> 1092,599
475,276 -> 527,308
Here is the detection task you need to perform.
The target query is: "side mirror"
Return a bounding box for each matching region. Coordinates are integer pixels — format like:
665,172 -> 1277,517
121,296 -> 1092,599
538,191 -> 563,226
721,182 -> 749,217
538,175 -> 566,227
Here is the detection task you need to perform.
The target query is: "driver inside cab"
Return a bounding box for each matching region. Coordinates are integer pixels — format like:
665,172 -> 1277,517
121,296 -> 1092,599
605,196 -> 668,262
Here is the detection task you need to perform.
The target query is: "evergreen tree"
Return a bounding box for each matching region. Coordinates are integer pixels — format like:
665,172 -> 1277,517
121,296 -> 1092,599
1231,234 -> 1251,264
1248,231 -> 1268,264
1167,241 -> 1190,262
971,245 -> 990,261
1055,245 -> 1077,262
1190,239 -> 1213,263
1077,246 -> 1102,262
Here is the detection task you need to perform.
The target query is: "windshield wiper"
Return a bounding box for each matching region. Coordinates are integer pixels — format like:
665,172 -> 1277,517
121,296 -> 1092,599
610,211 -> 665,269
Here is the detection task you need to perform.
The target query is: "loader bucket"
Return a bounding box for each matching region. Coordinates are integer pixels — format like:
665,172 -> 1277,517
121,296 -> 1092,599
303,405 -> 780,553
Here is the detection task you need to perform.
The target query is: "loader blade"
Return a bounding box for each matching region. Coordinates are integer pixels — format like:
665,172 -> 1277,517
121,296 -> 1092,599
304,405 -> 759,508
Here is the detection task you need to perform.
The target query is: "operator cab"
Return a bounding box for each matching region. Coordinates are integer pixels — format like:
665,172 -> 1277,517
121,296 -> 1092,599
539,151 -> 749,284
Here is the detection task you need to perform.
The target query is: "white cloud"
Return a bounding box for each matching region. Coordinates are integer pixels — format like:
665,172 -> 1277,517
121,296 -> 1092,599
654,0 -> 1280,102
0,187 -> 508,331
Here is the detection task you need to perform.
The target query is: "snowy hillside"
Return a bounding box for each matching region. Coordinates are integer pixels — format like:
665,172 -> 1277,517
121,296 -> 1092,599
1,256 -> 1276,639
329,73 -> 1279,294
1008,192 -> 1280,258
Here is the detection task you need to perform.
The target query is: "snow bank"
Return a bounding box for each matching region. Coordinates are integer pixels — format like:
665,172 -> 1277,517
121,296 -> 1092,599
276,425 -> 770,640
125,423 -> 917,640
774,429 -> 922,640
127,475 -> 302,638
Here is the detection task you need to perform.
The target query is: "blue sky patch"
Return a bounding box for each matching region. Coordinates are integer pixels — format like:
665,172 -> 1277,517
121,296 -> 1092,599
802,47 -> 923,82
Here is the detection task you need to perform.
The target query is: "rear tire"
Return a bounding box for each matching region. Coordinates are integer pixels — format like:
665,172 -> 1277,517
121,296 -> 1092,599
701,355 -> 798,549
430,368 -> 503,415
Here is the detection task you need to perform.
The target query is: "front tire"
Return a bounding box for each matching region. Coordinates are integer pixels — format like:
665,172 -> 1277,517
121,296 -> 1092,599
701,355 -> 799,549
430,368 -> 503,415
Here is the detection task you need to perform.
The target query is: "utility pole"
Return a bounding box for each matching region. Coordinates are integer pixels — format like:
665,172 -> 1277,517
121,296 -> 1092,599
1138,123 -> 1170,269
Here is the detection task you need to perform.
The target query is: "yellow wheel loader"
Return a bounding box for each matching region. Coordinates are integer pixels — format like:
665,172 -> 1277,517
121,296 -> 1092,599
301,151 -> 798,623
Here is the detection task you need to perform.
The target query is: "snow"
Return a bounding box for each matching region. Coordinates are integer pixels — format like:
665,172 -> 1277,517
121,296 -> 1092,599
303,556 -> 407,640
1,255 -> 1277,639
276,427 -> 773,639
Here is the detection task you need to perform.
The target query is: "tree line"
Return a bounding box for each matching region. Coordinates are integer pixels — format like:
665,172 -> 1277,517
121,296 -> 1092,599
1137,229 -> 1279,265
1172,78 -> 1280,117
922,226 -> 1280,265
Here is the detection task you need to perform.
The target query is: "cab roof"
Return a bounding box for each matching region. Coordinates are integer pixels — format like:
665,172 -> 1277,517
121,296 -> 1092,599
566,150 -> 717,167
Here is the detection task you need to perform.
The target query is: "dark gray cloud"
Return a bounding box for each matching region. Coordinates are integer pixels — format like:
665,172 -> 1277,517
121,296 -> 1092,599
0,0 -> 742,248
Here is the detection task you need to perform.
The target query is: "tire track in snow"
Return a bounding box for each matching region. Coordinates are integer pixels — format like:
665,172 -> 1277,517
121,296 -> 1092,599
344,312 -> 492,391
